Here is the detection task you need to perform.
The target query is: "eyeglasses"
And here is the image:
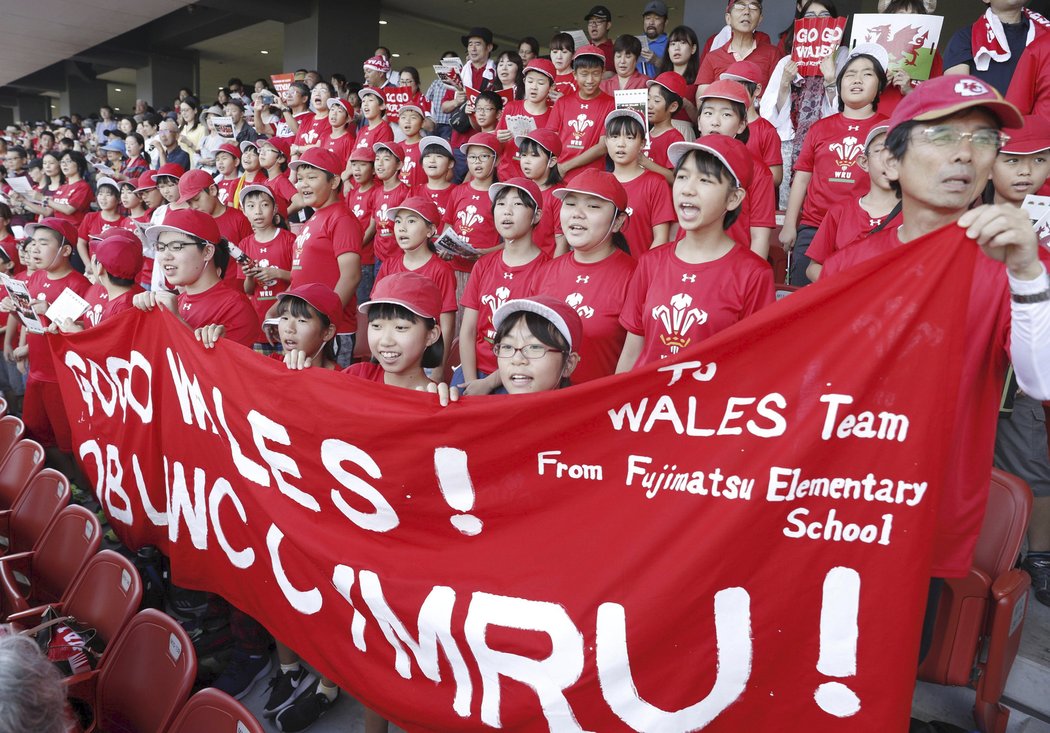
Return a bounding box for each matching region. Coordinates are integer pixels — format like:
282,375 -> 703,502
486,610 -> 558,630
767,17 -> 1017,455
467,153 -> 494,163
915,126 -> 1008,151
154,240 -> 198,253
493,343 -> 563,360
730,1 -> 761,11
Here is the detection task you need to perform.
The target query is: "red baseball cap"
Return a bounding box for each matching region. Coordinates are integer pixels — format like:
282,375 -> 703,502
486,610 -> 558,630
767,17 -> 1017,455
1000,117 -> 1050,155
667,134 -> 754,188
349,146 -> 376,163
697,79 -> 750,106
24,217 -> 78,246
238,183 -> 288,218
552,169 -> 629,211
515,128 -> 562,157
133,170 -> 158,192
604,108 -> 646,132
215,142 -> 241,160
373,140 -> 405,161
647,71 -> 689,101
492,295 -> 584,352
326,97 -> 353,115
460,131 -> 502,156
94,230 -> 144,280
155,163 -> 185,181
175,169 -> 217,205
384,196 -> 442,225
488,177 -> 543,209
278,283 -> 343,326
289,147 -> 342,177
573,44 -> 607,68
887,74 -> 1024,137
258,136 -> 292,159
524,58 -> 557,82
145,208 -> 221,247
719,60 -> 763,85
363,271 -> 443,321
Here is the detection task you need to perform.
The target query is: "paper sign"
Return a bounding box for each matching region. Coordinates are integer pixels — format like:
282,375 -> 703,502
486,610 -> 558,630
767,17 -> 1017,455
850,13 -> 944,81
4,177 -> 33,196
44,287 -> 89,324
0,273 -> 44,333
211,116 -> 235,138
615,88 -> 651,149
792,17 -> 848,76
434,227 -> 481,258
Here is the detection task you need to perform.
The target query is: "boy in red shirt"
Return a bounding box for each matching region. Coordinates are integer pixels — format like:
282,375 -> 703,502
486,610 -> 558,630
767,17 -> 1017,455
547,45 -> 616,180
0,217 -> 91,478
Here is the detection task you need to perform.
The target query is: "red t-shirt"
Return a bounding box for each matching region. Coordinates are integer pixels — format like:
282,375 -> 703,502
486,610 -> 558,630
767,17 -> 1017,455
807,196 -> 901,265
215,177 -> 240,208
77,212 -> 127,243
495,101 -> 552,181
535,185 -> 564,258
290,203 -> 363,328
445,183 -> 500,272
375,253 -> 458,314
620,242 -> 774,366
241,229 -> 296,325
646,128 -> 685,170
696,42 -> 782,88
460,249 -> 551,374
353,120 -> 395,152
295,113 -> 331,148
178,281 -> 260,347
823,227 -> 1050,576
546,91 -> 616,178
620,171 -> 676,258
1007,33 -> 1050,118
322,131 -> 356,171
726,151 -> 776,248
535,249 -> 637,383
747,116 -> 783,168
343,361 -> 386,383
346,184 -> 376,226
794,112 -> 887,229
26,269 -> 92,382
398,140 -> 428,191
50,180 -> 93,227
371,182 -> 410,264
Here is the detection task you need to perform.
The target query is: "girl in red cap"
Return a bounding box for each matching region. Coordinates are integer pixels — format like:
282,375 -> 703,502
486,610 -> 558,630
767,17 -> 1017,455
496,60 -> 555,181
516,129 -> 565,256
490,295 -> 583,393
617,137 -> 774,371
536,169 -> 637,383
456,179 -> 551,394
376,197 -> 457,375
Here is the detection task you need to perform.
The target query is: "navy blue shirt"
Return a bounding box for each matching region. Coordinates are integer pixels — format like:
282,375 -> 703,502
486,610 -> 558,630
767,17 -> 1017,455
943,17 -> 1030,94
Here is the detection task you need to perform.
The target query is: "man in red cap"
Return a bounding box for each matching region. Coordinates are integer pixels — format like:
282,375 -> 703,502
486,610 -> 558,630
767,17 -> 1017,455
175,169 -> 253,290
0,217 -> 91,478
822,75 -> 1050,639
546,45 -> 616,181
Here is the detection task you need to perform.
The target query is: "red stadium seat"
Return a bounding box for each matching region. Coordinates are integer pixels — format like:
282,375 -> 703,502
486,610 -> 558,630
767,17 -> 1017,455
917,469 -> 1033,733
0,415 -> 24,463
0,504 -> 100,619
0,439 -> 45,512
167,688 -> 265,733
0,468 -> 69,558
65,608 -> 196,733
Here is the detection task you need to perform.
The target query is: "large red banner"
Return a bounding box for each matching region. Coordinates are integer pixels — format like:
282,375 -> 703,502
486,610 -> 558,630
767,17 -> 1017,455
53,227 -> 980,731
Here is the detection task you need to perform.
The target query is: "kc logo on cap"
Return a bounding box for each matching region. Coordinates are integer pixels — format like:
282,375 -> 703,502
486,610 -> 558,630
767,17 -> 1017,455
954,79 -> 988,98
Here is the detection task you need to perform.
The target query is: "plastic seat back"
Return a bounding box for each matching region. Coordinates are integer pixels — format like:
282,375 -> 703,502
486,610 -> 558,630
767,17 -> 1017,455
0,415 -> 24,464
96,608 -> 196,733
3,468 -> 69,557
0,439 -> 45,511
9,504 -> 100,611
62,550 -> 143,660
973,469 -> 1032,580
167,688 -> 265,733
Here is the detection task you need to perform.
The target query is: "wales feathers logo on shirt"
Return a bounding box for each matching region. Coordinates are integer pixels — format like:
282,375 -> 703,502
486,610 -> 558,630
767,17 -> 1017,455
652,293 -> 707,355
